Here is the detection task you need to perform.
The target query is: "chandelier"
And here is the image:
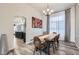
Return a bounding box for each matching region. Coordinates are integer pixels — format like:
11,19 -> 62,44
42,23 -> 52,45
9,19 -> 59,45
43,4 -> 54,16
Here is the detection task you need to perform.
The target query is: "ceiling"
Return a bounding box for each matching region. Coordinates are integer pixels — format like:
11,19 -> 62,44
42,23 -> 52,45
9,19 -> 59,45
27,3 -> 76,14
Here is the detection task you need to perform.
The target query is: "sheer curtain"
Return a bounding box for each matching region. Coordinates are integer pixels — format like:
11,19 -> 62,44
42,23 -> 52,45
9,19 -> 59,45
49,11 -> 65,40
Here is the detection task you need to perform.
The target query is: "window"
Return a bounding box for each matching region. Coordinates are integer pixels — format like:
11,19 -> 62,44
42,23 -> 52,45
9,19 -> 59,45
49,11 -> 65,40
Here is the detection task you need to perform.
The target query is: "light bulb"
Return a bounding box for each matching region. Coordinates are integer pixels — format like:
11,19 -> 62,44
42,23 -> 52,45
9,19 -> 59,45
43,10 -> 46,13
44,12 -> 47,15
50,10 -> 53,12
47,8 -> 50,12
49,12 -> 51,15
43,10 -> 47,15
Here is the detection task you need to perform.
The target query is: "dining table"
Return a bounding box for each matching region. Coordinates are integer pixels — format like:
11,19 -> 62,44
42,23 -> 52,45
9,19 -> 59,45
38,33 -> 58,43
38,33 -> 58,55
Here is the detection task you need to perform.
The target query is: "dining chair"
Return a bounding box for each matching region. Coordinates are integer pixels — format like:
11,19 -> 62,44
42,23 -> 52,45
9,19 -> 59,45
57,34 -> 60,45
54,34 -> 60,50
50,37 -> 56,54
43,38 -> 51,55
53,32 -> 57,34
49,34 -> 60,54
33,36 -> 44,55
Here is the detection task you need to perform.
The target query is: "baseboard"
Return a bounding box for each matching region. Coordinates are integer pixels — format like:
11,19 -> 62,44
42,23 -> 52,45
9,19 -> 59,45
26,41 -> 32,45
60,40 -> 75,43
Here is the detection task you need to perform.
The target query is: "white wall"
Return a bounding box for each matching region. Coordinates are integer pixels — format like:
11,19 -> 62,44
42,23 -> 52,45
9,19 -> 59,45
0,4 -> 46,50
70,6 -> 75,42
75,4 -> 79,48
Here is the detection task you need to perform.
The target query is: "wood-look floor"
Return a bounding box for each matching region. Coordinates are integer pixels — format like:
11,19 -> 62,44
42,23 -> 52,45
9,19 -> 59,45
9,39 -> 79,55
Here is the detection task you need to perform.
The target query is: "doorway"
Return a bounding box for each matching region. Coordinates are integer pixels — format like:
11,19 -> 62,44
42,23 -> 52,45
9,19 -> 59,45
13,16 -> 26,44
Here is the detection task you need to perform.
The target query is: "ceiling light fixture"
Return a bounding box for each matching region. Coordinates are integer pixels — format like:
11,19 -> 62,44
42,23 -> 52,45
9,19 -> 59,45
43,4 -> 54,16
42,4 -> 54,34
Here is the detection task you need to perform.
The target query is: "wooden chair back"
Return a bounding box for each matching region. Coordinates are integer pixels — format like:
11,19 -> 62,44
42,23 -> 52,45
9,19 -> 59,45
54,34 -> 60,42
53,32 -> 57,34
33,36 -> 41,49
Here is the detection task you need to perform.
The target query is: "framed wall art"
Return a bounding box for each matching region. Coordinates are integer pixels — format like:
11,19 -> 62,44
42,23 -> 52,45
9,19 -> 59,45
32,17 -> 42,28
